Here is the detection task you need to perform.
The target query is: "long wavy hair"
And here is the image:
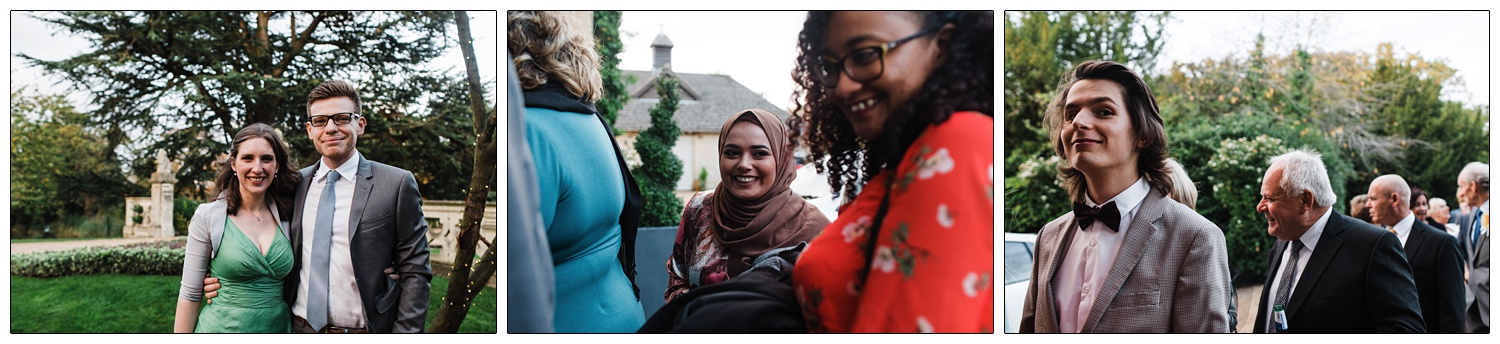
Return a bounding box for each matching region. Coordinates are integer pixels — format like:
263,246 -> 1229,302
789,11 -> 994,200
214,123 -> 300,219
508,10 -> 602,101
1043,61 -> 1172,203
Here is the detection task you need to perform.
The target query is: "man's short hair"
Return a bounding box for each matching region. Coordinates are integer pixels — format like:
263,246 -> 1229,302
307,79 -> 363,115
1267,149 -> 1337,207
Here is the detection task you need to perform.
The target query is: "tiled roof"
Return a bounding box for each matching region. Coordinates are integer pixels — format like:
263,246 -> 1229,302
616,69 -> 791,133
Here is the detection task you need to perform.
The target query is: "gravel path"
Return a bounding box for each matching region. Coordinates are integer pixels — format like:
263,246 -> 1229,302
10,237 -> 180,255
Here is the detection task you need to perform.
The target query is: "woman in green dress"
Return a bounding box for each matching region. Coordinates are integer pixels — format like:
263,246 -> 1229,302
174,123 -> 301,332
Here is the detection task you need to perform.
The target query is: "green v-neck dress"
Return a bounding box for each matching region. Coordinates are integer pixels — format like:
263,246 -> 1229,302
194,219 -> 293,333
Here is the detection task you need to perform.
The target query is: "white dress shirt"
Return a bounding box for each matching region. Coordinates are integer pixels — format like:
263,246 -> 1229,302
1263,207 -> 1332,333
1052,177 -> 1150,333
294,151 -> 366,328
1390,212 -> 1415,246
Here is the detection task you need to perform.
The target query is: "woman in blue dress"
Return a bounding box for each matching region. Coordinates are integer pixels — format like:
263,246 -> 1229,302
511,11 -> 646,332
174,123 -> 301,332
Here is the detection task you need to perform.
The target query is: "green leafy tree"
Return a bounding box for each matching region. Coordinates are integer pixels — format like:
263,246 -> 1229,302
1203,135 -> 1286,279
10,88 -> 142,231
1361,43 -> 1489,200
633,73 -> 685,226
1002,155 -> 1069,233
594,11 -> 632,132
18,11 -> 479,200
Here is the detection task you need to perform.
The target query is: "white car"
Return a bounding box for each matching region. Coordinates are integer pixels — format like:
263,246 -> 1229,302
1004,232 -> 1037,333
789,163 -> 839,221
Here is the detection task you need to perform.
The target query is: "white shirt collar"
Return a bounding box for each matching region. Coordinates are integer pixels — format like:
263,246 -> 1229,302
1392,212 -> 1415,245
1297,207 -> 1333,251
318,150 -> 361,183
1084,177 -> 1150,215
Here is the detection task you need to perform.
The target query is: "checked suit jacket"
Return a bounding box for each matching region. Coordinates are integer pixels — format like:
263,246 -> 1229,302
1020,190 -> 1232,333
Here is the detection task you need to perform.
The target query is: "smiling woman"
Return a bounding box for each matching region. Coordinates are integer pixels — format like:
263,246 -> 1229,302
664,109 -> 831,302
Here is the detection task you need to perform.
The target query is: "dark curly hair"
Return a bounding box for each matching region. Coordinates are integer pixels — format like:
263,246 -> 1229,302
789,11 -> 994,200
213,123 -> 300,220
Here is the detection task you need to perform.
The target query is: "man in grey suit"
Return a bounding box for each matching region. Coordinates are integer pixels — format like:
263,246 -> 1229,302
1020,60 -> 1231,333
1252,150 -> 1424,333
204,80 -> 433,333
1455,162 -> 1490,333
284,79 -> 432,333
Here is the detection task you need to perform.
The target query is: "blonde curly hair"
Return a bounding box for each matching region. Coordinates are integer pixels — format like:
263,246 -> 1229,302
507,11 -> 602,102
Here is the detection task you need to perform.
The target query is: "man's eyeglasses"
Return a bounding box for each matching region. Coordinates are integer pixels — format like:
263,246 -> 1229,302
309,112 -> 361,127
817,30 -> 934,87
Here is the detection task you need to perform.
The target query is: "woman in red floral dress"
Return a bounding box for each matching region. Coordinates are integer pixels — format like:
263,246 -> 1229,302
787,11 -> 994,333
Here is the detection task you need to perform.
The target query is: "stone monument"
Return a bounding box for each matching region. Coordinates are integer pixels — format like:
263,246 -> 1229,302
124,150 -> 178,237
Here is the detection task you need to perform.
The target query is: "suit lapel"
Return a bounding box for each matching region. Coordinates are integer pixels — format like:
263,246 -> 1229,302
1038,212 -> 1082,332
1287,212 -> 1347,318
1405,222 -> 1428,259
347,156 -> 375,241
1459,212 -> 1476,258
1081,192 -> 1163,332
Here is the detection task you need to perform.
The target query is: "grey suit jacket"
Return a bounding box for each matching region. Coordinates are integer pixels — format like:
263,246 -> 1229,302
1458,208 -> 1484,263
1469,229 -> 1490,333
283,154 -> 433,333
1020,190 -> 1232,333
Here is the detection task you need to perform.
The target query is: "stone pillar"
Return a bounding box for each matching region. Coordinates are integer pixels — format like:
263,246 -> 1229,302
150,150 -> 179,237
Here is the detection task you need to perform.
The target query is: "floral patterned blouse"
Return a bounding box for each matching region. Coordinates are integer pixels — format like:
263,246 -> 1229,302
792,111 -> 994,333
665,191 -> 731,302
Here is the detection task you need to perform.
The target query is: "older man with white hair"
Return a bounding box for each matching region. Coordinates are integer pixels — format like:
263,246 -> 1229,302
1455,162 -> 1490,333
1252,149 -> 1424,333
1429,197 -> 1458,237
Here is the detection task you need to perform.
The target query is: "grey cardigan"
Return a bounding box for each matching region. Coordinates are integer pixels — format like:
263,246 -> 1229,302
177,198 -> 289,301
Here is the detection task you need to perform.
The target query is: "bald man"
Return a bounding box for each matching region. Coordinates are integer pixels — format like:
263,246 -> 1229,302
1367,175 -> 1467,333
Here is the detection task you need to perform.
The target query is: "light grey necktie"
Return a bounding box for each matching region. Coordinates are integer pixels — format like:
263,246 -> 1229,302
308,169 -> 340,331
1271,239 -> 1305,333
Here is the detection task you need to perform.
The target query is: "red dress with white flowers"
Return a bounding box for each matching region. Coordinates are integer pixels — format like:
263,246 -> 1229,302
792,111 -> 995,333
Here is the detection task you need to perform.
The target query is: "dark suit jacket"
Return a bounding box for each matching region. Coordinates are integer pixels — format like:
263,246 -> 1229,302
1021,191 -> 1231,333
1252,210 -> 1426,333
284,154 -> 433,333
1404,220 -> 1467,333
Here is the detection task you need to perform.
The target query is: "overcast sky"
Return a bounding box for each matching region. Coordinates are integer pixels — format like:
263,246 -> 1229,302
615,10 -> 1490,111
1157,11 -> 1489,106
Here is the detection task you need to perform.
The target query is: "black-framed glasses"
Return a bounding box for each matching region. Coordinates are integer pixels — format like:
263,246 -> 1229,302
309,112 -> 361,127
818,30 -> 933,87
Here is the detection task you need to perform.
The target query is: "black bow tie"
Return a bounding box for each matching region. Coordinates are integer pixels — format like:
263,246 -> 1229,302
1075,201 -> 1122,232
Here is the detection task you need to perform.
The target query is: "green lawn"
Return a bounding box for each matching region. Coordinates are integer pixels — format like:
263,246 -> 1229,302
11,273 -> 496,333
